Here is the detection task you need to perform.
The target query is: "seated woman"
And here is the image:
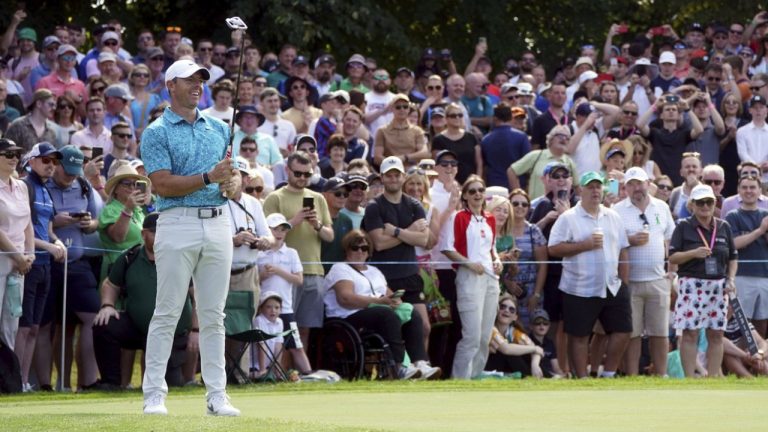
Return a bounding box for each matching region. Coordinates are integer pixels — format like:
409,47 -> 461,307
324,230 -> 441,380
485,295 -> 544,378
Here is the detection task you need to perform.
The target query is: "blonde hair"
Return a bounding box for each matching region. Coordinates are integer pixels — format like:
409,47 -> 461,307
487,195 -> 514,236
403,170 -> 432,207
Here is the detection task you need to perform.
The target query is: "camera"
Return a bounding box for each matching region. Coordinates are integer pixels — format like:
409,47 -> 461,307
237,227 -> 260,249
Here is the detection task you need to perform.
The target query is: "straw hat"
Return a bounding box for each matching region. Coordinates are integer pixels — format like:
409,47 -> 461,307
599,138 -> 634,168
105,163 -> 151,198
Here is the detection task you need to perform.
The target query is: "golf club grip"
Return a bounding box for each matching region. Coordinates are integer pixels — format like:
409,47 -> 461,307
729,294 -> 758,355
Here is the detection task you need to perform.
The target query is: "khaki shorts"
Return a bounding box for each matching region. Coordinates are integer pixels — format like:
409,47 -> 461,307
629,279 -> 670,338
230,266 -> 260,309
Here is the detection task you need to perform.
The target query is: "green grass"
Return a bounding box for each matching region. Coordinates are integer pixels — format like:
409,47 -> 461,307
1,378 -> 767,431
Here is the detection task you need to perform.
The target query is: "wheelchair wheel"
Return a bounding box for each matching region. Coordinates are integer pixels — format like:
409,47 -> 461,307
361,332 -> 399,380
316,319 -> 365,380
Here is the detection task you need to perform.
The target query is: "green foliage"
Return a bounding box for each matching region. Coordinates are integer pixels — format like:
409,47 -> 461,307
2,0 -> 768,72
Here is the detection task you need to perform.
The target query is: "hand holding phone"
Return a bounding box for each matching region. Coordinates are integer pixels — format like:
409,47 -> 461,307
608,178 -> 620,196
136,180 -> 148,194
390,289 -> 405,299
303,196 -> 315,210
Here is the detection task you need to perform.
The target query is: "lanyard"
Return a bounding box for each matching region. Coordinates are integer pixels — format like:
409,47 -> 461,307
696,222 -> 717,250
548,108 -> 565,126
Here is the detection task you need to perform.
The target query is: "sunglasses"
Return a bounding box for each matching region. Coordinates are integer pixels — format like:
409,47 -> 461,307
132,72 -> 150,78
292,170 -> 313,178
703,179 -> 723,186
245,186 -> 264,194
92,86 -> 106,92
426,85 -> 443,91
57,104 -> 73,110
751,84 -> 766,92
511,201 -> 530,208
467,187 -> 485,195
349,244 -> 370,252
150,56 -> 164,61
694,198 -> 715,207
40,156 -> 60,165
447,113 -> 464,119
0,151 -> 21,159
298,146 -> 316,154
240,147 -> 257,153
622,110 -> 638,116
119,180 -> 137,187
115,133 -> 133,139
333,190 -> 350,198
103,40 -> 118,46
438,160 -> 458,167
707,76 -> 722,82
730,29 -> 743,35
656,184 -> 673,191
166,26 -> 182,33
60,55 -> 77,62
550,173 -> 570,180
254,81 -> 267,87
347,183 -> 368,191
394,104 -> 410,110
373,74 -> 389,81
499,304 -> 516,313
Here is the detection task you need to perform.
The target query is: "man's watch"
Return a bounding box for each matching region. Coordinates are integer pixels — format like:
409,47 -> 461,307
394,227 -> 401,238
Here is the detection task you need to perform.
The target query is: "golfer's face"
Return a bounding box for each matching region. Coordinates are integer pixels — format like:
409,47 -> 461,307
171,72 -> 205,108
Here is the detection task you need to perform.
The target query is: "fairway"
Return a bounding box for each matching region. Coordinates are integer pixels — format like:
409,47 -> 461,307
1,379 -> 766,431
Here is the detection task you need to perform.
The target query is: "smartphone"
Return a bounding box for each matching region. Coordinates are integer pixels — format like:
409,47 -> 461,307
136,180 -> 148,194
302,196 -> 314,210
635,65 -> 647,77
70,211 -> 89,219
557,190 -> 568,201
608,178 -> 620,196
651,26 -> 665,36
616,24 -> 629,34
390,289 -> 405,299
92,147 -> 104,159
665,94 -> 680,104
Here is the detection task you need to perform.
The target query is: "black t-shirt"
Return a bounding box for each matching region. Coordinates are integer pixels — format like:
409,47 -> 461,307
669,216 -> 737,279
362,194 -> 426,280
432,132 -> 479,184
530,110 -> 569,149
647,125 -> 693,185
528,192 -> 579,279
530,333 -> 558,378
606,126 -> 640,140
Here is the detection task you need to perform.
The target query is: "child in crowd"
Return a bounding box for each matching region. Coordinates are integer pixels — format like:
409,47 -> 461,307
255,213 -> 312,374
251,292 -> 286,379
528,309 -> 565,378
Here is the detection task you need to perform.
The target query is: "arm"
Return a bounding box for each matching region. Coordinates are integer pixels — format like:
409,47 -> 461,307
406,130 -> 431,162
506,166 -> 521,191
148,158 -> 236,198
687,109 -> 704,140
373,129 -> 386,166
381,220 -> 429,248
463,41 -> 487,77
1,9 -> 25,54
635,99 -> 657,136
594,101 -> 621,131
272,267 -> 304,286
474,143 -> 484,178
567,113 -> 598,155
442,250 -> 485,274
368,227 -> 403,251
334,280 -> 394,310
618,248 -> 629,284
425,208 -> 441,250
602,24 -> 618,66
0,224 -> 34,273
733,217 -> 768,249
364,104 -> 391,125
93,277 -> 122,326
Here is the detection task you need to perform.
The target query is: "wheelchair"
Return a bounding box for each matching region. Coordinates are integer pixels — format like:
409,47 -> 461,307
310,318 -> 398,381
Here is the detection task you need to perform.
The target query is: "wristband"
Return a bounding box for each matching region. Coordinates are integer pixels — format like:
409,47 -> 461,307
120,209 -> 133,218
191,328 -> 200,333
100,303 -> 115,310
202,172 -> 212,186
94,185 -> 105,191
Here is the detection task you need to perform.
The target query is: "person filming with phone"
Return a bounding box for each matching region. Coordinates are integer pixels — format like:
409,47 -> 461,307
323,230 -> 441,380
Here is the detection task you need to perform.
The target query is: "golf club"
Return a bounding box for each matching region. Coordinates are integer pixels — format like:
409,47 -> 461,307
225,16 -> 248,159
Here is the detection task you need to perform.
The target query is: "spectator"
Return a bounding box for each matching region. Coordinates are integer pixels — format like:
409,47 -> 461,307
394,67 -> 423,104
196,39 -> 225,83
97,163 -> 148,280
606,101 -> 642,141
508,125 -> 578,200
323,230 -> 440,379
70,97 -> 111,154
310,54 -> 338,97
320,134 -> 348,179
17,143 -> 67,392
725,175 -> 768,338
504,190 -> 548,327
332,54 -> 369,94
364,69 -> 396,136
548,171 -> 631,378
527,309 -> 565,378
313,93 -> 341,156
531,83 -> 569,150
443,74 -> 473,131
320,177 -> 354,273
339,173 -> 369,229
721,163 -> 768,216
51,95 -> 83,148
566,101 -> 620,174
243,170 -> 266,202
263,151 -> 333,347
687,93 -> 726,166
128,64 -> 162,137
442,175 -> 502,379
668,152 -> 703,220
637,97 -> 703,185
462,72 -> 493,134
45,145 -> 102,389
11,27 -> 40,106
722,308 -> 768,377
418,74 -> 446,128
131,29 -> 155,65
266,44 -> 296,88
701,164 -> 727,218
201,80 -> 235,125
232,105 -> 281,166
627,135 -> 661,181
0,138 -> 34,350
238,138 -> 275,191
614,167 -> 676,376
29,36 -> 61,90
257,87 -> 297,158
427,106 -> 448,142
432,103 -> 483,184
35,44 -> 86,108
737,95 -> 768,189
282,75 -> 321,134
4,89 -> 58,152
720,93 -> 748,197
486,295 -> 544,378
93,212 -> 194,388
0,78 -> 22,134
145,48 -> 166,93
373,94 -> 429,167
669,184 -> 738,377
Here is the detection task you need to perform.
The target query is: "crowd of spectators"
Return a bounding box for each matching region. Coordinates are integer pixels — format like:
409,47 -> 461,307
4,9 -> 768,392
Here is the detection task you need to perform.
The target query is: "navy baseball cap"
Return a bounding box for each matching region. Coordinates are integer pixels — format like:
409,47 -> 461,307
543,161 -> 570,176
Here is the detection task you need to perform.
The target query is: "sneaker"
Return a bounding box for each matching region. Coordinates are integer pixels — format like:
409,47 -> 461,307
22,383 -> 34,393
206,393 -> 240,417
414,360 -> 442,380
398,364 -> 422,380
143,392 -> 168,415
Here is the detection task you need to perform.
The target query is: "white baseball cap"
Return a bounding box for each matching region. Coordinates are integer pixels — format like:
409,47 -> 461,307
690,184 -> 716,201
234,156 -> 250,174
578,70 -> 598,85
380,156 -> 405,174
659,51 -> 677,65
164,59 -> 211,83
623,166 -> 649,184
266,213 -> 292,230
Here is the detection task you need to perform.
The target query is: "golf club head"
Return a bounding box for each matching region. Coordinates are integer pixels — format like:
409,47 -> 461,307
226,17 -> 248,30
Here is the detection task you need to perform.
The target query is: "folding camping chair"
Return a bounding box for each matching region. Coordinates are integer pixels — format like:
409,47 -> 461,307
223,290 -> 294,383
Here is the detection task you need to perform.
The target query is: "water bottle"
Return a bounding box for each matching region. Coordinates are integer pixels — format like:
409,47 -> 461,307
6,272 -> 23,318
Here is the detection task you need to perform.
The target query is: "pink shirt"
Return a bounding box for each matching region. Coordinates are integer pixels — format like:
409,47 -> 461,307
0,177 -> 31,252
35,72 -> 87,102
70,126 -> 112,154
11,53 -> 40,106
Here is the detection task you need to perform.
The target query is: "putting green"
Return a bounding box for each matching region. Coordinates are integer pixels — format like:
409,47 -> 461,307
1,380 -> 766,431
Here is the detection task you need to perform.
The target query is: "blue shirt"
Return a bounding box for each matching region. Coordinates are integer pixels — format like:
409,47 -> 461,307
25,172 -> 56,265
47,177 -> 101,262
232,130 -> 282,166
481,125 -> 531,188
140,107 -> 229,211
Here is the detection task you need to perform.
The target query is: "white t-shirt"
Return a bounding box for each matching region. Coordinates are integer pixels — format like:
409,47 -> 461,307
364,91 -> 395,136
258,118 -> 297,152
569,120 -> 604,175
251,314 -> 283,372
324,263 -> 388,319
224,195 -> 271,269
201,106 -> 234,125
429,179 -> 455,270
257,244 -> 303,314
441,210 -> 497,276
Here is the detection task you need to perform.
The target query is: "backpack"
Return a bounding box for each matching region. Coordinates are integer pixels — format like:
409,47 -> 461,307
0,341 -> 22,393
